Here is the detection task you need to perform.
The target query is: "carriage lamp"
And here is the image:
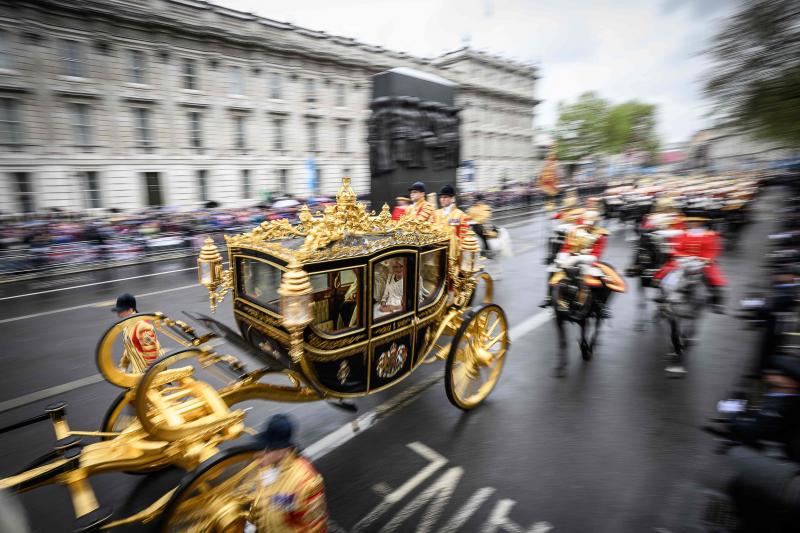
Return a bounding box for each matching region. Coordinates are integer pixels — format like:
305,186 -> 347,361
459,230 -> 480,274
198,237 -> 222,288
279,259 -> 313,363
197,237 -> 231,312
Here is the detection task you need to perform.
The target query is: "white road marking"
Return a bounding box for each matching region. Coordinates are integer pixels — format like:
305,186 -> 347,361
0,374 -> 105,413
509,309 -> 553,340
0,267 -> 198,301
0,283 -> 199,325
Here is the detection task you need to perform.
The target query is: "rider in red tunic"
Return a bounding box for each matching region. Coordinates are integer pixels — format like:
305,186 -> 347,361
654,217 -> 726,312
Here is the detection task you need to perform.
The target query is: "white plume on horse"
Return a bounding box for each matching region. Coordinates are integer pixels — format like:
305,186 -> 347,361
488,227 -> 514,258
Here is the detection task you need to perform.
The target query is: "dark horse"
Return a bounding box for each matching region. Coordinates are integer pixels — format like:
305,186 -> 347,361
550,264 -> 607,377
626,229 -> 673,330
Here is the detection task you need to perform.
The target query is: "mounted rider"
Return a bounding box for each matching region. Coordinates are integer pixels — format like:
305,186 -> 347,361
466,193 -> 493,252
407,181 -> 435,221
654,216 -> 727,313
540,215 -> 625,319
625,196 -> 685,277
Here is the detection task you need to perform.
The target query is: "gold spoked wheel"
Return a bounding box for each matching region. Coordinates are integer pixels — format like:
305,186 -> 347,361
158,444 -> 263,532
445,303 -> 509,410
101,389 -> 137,438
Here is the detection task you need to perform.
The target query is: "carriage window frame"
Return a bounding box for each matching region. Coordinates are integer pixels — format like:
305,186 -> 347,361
235,255 -> 285,316
370,251 -> 416,326
306,265 -> 366,338
417,247 -> 447,310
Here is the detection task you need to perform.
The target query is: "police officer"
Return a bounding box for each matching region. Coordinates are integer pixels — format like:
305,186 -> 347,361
112,293 -> 162,373
249,414 -> 328,532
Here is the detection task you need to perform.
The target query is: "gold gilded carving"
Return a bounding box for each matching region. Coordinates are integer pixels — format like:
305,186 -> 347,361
224,178 -> 448,263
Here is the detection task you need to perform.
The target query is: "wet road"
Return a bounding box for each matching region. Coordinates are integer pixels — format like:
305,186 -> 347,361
0,191 -> 776,532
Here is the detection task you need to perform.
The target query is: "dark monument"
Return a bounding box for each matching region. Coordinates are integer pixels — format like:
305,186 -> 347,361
367,67 -> 461,210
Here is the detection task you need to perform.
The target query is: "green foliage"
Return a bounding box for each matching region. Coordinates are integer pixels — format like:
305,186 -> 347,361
704,0 -> 800,146
554,93 -> 660,161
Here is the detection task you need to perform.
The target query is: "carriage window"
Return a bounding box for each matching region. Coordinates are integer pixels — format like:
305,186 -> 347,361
373,256 -> 410,321
419,249 -> 445,307
309,268 -> 362,333
238,258 -> 282,311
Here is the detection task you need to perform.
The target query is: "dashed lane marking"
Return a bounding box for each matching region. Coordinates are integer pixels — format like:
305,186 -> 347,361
0,267 -> 198,301
0,374 -> 105,414
0,283 -> 199,325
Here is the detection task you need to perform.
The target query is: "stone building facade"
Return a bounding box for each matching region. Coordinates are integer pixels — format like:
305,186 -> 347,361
0,0 -> 539,214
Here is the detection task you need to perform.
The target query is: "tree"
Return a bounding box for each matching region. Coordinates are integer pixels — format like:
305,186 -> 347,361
704,0 -> 800,146
554,93 -> 659,163
554,92 -> 610,161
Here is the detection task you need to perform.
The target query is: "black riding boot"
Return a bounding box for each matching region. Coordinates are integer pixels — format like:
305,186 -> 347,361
709,285 -> 725,314
539,277 -> 552,308
594,285 -> 612,319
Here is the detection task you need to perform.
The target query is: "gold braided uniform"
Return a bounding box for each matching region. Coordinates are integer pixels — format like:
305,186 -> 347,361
466,203 -> 492,225
250,451 -> 328,532
410,198 -> 435,221
119,318 -> 162,373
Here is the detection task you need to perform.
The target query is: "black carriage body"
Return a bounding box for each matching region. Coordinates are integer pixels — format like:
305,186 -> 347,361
230,236 -> 450,398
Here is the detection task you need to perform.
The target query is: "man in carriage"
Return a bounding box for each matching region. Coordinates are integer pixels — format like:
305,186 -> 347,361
653,216 -> 727,313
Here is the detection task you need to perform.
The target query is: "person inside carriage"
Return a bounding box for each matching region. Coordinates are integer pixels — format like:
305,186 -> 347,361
625,196 -> 685,277
539,213 -> 625,319
653,216 -> 727,314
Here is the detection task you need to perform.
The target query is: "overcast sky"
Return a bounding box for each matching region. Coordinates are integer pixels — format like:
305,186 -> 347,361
215,0 -> 738,145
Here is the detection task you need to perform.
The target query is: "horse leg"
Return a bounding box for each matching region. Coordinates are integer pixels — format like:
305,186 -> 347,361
635,279 -> 648,331
666,316 -> 686,377
553,313 -> 568,377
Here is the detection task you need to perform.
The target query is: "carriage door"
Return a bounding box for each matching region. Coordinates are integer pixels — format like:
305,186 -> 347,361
369,251 -> 416,390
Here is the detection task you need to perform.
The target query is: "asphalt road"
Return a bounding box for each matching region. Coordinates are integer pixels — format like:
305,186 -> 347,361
0,191 -> 776,532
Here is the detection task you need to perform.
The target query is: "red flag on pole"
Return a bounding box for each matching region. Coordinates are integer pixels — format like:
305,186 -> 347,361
538,148 -> 559,197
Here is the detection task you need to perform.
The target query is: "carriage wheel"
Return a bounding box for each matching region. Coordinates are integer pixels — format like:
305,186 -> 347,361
102,389 -> 172,474
468,271 -> 494,307
101,389 -> 137,438
158,443 -> 263,532
445,304 -> 509,410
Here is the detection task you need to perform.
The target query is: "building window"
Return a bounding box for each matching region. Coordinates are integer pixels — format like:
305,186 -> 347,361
128,49 -> 146,84
12,172 -> 34,213
182,58 -> 198,90
272,117 -> 284,150
61,39 -> 84,77
305,78 -> 317,103
0,30 -> 11,70
242,169 -> 251,198
336,83 -> 345,107
133,107 -> 153,149
270,72 -> 282,99
337,122 -> 348,153
188,111 -> 202,149
278,168 -> 288,194
233,115 -> 246,150
197,169 -> 208,201
0,98 -> 21,144
229,66 -> 244,95
143,172 -> 163,206
81,171 -> 101,209
70,103 -> 92,146
307,121 -> 318,152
